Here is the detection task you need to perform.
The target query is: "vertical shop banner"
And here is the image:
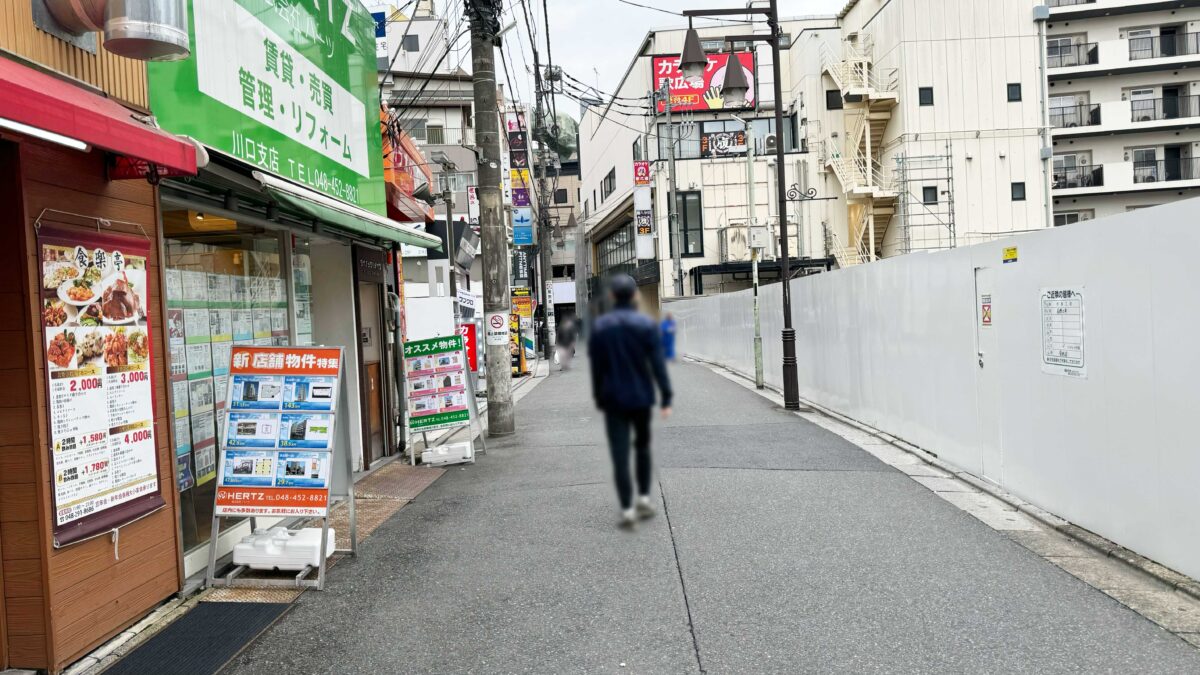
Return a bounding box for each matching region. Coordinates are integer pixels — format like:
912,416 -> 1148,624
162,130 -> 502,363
511,287 -> 534,319
512,207 -> 534,246
404,336 -> 470,432
458,323 -> 479,372
38,227 -> 164,547
147,0 -> 386,214
652,52 -> 756,112
466,186 -> 480,227
214,346 -> 344,516
634,160 -> 655,259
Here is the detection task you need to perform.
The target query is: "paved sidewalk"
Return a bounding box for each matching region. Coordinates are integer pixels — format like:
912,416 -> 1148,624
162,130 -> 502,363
223,360 -> 1200,674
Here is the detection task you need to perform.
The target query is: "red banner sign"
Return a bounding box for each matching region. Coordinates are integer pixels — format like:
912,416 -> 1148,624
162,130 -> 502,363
633,160 -> 651,186
458,323 -> 478,372
229,346 -> 343,376
652,52 -> 756,113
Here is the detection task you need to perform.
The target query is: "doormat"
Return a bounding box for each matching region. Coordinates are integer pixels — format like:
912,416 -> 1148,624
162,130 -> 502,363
102,601 -> 291,675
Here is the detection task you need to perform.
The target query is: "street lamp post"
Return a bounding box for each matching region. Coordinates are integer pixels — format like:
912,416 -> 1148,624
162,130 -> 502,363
680,0 -> 801,409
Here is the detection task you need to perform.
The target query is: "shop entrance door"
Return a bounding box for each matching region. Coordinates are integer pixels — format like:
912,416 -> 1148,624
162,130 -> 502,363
357,281 -> 386,468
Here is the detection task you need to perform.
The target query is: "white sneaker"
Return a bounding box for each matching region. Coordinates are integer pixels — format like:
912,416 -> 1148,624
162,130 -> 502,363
619,508 -> 637,529
636,495 -> 656,519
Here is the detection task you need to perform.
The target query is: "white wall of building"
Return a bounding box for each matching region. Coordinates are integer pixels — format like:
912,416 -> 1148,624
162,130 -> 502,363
672,197 -> 1200,583
309,241 -> 365,473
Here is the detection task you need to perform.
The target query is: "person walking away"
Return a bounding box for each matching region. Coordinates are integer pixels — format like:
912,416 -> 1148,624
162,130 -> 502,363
660,312 -> 677,362
556,316 -> 578,370
588,275 -> 673,529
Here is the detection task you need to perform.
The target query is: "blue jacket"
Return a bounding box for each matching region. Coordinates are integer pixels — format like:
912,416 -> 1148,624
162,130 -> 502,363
588,307 -> 673,411
661,317 -> 677,359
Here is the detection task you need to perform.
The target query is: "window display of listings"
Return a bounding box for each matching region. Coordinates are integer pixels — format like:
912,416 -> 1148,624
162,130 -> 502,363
404,335 -> 471,433
213,346 -> 344,518
38,227 -> 163,545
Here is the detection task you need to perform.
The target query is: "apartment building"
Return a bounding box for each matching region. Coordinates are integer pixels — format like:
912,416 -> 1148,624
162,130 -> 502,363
579,16 -> 834,307
1046,0 -> 1200,223
792,0 -> 1051,266
538,155 -> 584,321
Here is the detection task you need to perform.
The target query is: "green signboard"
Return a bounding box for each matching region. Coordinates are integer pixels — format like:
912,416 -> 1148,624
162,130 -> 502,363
403,336 -> 471,433
148,0 -> 385,215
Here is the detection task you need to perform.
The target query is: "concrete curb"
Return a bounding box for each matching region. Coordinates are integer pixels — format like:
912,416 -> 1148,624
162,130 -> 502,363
685,355 -> 1200,604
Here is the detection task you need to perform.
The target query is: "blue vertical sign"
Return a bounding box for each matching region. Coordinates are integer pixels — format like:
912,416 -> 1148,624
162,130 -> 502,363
512,207 -> 534,245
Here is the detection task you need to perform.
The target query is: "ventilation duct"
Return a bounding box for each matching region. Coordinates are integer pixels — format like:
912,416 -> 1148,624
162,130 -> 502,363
44,0 -> 107,34
104,0 -> 190,61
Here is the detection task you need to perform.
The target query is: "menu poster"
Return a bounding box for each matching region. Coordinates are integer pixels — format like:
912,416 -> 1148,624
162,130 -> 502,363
213,346 -> 344,517
404,336 -> 471,433
38,226 -> 163,546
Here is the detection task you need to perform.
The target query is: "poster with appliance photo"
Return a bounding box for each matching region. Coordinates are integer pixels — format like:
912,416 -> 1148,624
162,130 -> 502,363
37,226 -> 162,545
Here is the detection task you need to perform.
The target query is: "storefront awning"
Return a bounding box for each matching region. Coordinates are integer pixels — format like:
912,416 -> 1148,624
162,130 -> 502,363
0,57 -> 196,174
254,172 -> 442,250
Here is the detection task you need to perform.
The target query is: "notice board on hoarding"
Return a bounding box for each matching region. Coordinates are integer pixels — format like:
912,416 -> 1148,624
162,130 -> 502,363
213,346 -> 345,517
38,226 -> 165,547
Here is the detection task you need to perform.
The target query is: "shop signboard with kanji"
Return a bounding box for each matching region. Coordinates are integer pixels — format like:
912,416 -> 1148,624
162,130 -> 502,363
147,0 -> 386,214
38,227 -> 164,547
404,336 -> 471,432
213,346 -> 345,517
652,52 -> 756,113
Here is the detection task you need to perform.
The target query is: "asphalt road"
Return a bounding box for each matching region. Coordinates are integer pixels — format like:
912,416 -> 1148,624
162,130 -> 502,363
224,359 -> 1200,674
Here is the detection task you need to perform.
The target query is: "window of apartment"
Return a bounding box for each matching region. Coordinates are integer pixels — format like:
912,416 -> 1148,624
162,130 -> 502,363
426,125 -> 445,144
402,34 -> 420,52
657,123 -> 701,159
1011,182 -> 1026,201
825,89 -> 843,110
552,264 -> 576,278
1130,88 -> 1156,121
701,39 -> 724,53
632,137 -> 643,161
601,168 -> 617,200
1047,34 -> 1085,67
1053,210 -> 1094,226
922,186 -> 938,204
749,116 -> 799,153
919,87 -> 934,106
596,223 -> 636,277
672,191 -> 704,258
437,171 -> 475,193
401,118 -> 427,142
1132,146 -> 1159,182
554,188 -> 569,204
1007,83 -> 1022,102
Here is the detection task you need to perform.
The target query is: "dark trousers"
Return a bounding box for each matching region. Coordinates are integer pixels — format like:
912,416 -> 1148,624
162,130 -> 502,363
604,408 -> 653,510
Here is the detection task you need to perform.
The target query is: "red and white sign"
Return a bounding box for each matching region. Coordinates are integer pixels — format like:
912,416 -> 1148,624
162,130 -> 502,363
229,346 -> 342,376
215,486 -> 329,516
458,323 -> 478,372
652,52 -> 756,113
633,160 -> 651,186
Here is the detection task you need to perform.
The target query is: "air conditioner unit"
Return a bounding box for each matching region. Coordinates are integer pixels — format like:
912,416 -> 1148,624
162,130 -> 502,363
1079,213 -> 1092,221
764,133 -> 779,153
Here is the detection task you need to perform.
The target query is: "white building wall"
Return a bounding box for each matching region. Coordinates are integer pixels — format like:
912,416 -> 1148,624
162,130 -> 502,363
672,198 -> 1200,583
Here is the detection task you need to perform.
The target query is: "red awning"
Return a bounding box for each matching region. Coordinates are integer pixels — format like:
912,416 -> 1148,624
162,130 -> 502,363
0,57 -> 196,175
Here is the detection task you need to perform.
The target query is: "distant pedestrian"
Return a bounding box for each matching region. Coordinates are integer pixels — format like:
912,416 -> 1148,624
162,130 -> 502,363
589,275 -> 673,529
660,313 -> 677,362
556,316 -> 578,370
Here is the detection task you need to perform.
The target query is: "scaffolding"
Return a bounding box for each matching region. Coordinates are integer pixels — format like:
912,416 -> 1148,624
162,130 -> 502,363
895,145 -> 956,255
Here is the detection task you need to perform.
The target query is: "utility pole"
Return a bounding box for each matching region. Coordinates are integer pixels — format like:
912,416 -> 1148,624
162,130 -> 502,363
468,0 -> 514,435
443,190 -> 460,324
659,81 -> 683,297
743,124 -> 764,390
532,51 -> 556,359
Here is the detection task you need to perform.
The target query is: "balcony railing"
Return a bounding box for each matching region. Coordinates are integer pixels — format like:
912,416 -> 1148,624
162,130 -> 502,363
1131,95 -> 1200,122
1052,165 -> 1104,189
1050,103 -> 1102,128
1048,43 -> 1099,68
1129,33 -> 1200,60
1048,0 -> 1095,6
1134,157 -> 1200,183
407,127 -> 475,146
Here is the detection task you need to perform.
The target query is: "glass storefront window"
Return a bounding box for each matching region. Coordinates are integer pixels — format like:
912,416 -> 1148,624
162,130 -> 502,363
164,228 -> 292,553
292,237 -> 314,346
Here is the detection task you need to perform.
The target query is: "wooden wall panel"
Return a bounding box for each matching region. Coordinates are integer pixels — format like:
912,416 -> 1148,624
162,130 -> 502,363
19,142 -> 181,674
0,3 -> 149,109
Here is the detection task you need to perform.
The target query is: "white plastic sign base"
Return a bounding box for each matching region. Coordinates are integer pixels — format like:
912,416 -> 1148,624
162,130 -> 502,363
422,441 -> 475,466
233,527 -> 336,571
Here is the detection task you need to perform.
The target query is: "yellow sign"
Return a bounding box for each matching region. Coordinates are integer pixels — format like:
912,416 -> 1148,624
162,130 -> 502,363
1003,246 -> 1018,264
512,296 -> 534,318
510,169 -> 531,187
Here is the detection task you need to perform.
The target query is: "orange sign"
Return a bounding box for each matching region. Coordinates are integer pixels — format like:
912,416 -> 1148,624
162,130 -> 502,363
215,486 -> 329,516
230,346 -> 343,376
